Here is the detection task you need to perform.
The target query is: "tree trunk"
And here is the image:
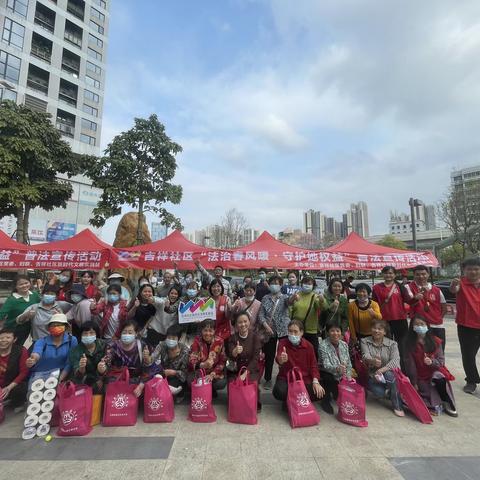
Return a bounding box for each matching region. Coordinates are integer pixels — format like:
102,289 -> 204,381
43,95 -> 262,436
16,205 -> 25,243
23,203 -> 30,244
136,200 -> 144,246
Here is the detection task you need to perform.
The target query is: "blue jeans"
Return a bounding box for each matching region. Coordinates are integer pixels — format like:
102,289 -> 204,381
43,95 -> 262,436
367,370 -> 402,411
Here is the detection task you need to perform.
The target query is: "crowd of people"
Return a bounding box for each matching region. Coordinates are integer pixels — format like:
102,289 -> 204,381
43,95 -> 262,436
1,257 -> 479,424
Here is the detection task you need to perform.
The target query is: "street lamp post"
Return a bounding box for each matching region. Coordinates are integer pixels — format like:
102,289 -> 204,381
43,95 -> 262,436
409,198 -> 423,251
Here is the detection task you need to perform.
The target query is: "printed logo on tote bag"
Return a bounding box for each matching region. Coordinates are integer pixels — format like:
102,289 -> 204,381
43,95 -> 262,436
340,401 -> 359,416
296,392 -> 311,407
191,397 -> 207,411
112,393 -> 129,410
61,409 -> 78,426
148,397 -> 163,411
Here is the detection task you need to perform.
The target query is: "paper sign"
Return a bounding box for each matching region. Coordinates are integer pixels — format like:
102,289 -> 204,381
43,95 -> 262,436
179,298 -> 216,324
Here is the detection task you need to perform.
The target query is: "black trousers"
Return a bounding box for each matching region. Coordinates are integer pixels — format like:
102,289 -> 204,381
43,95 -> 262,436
388,319 -> 409,369
272,377 -> 315,402
303,333 -> 319,360
458,325 -> 480,384
146,329 -> 166,348
2,382 -> 28,408
320,371 -> 339,400
430,327 -> 446,352
262,335 -> 278,382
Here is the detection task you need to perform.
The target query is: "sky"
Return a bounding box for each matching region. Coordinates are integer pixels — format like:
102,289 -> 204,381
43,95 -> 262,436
99,0 -> 480,243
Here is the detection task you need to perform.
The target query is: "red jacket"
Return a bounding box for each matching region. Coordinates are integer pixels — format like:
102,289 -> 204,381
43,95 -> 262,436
407,283 -> 444,325
275,337 -> 320,384
188,335 -> 226,378
85,283 -> 100,300
92,300 -> 129,338
406,336 -> 443,383
456,278 -> 480,329
214,295 -> 231,340
372,282 -> 407,321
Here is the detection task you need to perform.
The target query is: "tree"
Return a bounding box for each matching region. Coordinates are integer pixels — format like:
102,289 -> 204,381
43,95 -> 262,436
439,242 -> 465,267
0,101 -> 83,243
376,235 -> 407,250
220,208 -> 249,248
86,114 -> 183,244
438,182 -> 480,259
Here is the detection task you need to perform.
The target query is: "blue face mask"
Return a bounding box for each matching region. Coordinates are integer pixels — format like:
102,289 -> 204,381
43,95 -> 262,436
413,325 -> 428,335
121,334 -> 135,344
269,285 -> 281,294
58,275 -> 70,283
259,273 -> 267,280
288,335 -> 301,346
108,294 -> 120,303
43,294 -> 56,305
186,289 -> 197,298
71,294 -> 83,303
302,285 -> 313,293
165,338 -> 178,348
81,335 -> 96,345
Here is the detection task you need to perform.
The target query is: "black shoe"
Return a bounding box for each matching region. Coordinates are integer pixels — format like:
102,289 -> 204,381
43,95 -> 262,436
257,401 -> 262,412
463,383 -> 477,394
321,398 -> 334,415
212,389 -> 218,399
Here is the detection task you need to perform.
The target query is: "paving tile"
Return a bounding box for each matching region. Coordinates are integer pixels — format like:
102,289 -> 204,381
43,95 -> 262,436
163,459 -> 204,480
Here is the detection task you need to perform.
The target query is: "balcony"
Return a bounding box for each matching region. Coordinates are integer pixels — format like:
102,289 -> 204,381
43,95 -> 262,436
31,33 -> 53,64
27,64 -> 49,95
61,49 -> 80,77
59,79 -> 78,107
34,4 -> 55,34
67,0 -> 85,20
64,20 -> 82,49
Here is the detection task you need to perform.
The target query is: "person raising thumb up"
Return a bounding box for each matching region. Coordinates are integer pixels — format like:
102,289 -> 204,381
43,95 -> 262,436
233,341 -> 243,358
279,346 -> 289,365
79,353 -> 87,373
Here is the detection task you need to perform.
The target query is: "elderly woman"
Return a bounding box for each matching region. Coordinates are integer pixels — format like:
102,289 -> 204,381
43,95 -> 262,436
231,283 -> 262,331
361,319 -> 404,417
348,283 -> 382,342
321,278 -> 349,334
209,279 -> 232,340
188,319 -> 227,395
26,314 -> 78,381
68,321 -> 108,393
0,275 -> 41,346
318,320 -> 352,414
404,315 -> 457,417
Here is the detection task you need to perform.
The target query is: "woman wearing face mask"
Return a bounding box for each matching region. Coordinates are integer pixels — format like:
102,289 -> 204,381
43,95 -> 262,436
255,269 -> 270,301
348,283 -> 382,342
290,276 -> 324,357
0,275 -> 41,346
150,325 -> 189,402
16,286 -> 70,342
318,320 -> 352,414
404,316 -> 457,416
135,285 -> 181,347
66,284 -> 93,341
281,271 -> 300,296
26,314 -> 77,381
209,279 -> 232,341
232,284 -> 261,331
321,279 -> 348,335
226,311 -> 263,409
80,271 -> 100,300
273,320 -> 325,404
56,269 -> 74,301
68,322 -> 108,393
90,285 -> 130,342
188,319 -> 227,395
361,319 -> 404,417
105,321 -> 157,398
259,275 -> 295,390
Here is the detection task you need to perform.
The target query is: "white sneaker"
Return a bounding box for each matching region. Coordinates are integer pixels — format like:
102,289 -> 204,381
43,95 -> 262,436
169,385 -> 183,396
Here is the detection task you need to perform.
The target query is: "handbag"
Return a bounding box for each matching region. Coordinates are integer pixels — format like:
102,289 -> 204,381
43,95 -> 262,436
188,369 -> 216,423
90,394 -> 103,426
57,382 -> 93,436
352,350 -> 369,388
228,367 -> 258,425
286,367 -> 320,428
143,375 -> 174,423
393,369 -> 433,424
102,368 -> 138,427
337,377 -> 368,427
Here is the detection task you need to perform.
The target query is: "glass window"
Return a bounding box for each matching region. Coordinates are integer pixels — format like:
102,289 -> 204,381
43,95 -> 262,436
2,17 -> 25,49
0,50 -> 21,83
90,7 -> 105,22
92,0 -> 106,9
88,33 -> 103,48
82,103 -> 98,117
86,61 -> 101,75
80,133 -> 96,145
81,118 -> 97,131
85,75 -> 100,89
87,47 -> 102,61
7,0 -> 28,17
0,87 -> 17,101
89,20 -> 104,35
84,89 -> 99,103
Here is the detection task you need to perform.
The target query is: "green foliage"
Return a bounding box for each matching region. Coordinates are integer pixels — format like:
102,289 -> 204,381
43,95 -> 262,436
440,242 -> 466,266
0,101 -> 84,243
376,234 -> 407,250
86,114 -> 183,242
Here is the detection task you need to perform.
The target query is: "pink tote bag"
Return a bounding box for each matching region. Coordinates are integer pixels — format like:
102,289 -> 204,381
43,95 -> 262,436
103,368 -> 138,426
337,377 -> 368,427
228,367 -> 258,425
143,375 -> 174,423
287,367 -> 320,428
57,382 -> 93,436
188,369 -> 216,423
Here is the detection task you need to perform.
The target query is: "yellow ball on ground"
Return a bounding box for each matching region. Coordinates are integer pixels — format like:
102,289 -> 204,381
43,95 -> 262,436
45,435 -> 52,442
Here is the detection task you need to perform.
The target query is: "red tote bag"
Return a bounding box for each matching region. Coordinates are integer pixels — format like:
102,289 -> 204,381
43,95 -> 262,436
287,367 -> 320,428
57,382 -> 93,436
188,369 -> 216,423
143,375 -> 174,423
228,367 -> 258,425
353,351 -> 369,388
103,368 -> 138,427
337,377 -> 368,427
393,369 -> 433,424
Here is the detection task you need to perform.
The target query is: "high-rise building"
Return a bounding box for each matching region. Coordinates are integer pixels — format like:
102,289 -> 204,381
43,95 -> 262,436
151,222 -> 168,242
389,200 -> 437,235
303,209 -> 325,240
0,0 -> 109,240
424,205 -> 437,230
451,165 -> 480,216
241,228 -> 260,245
344,201 -> 369,237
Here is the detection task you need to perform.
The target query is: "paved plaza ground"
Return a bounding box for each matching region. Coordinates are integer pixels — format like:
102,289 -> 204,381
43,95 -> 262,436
0,315 -> 479,479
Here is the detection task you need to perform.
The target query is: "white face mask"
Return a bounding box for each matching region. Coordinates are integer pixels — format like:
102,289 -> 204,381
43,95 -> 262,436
245,295 -> 255,302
